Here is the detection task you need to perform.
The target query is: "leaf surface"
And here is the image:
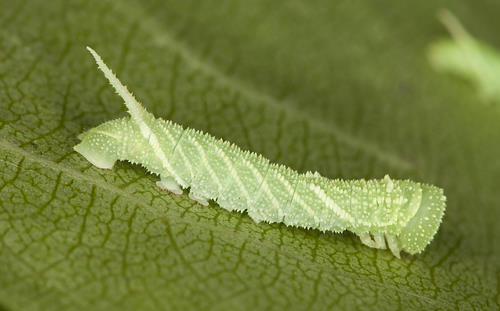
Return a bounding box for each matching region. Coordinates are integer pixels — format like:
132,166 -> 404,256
1,1 -> 499,310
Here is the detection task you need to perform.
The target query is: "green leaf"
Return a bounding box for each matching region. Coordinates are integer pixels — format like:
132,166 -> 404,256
0,1 -> 499,310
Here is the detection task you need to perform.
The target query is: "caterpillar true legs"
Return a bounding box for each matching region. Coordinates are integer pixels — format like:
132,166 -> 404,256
75,47 -> 446,258
359,232 -> 402,258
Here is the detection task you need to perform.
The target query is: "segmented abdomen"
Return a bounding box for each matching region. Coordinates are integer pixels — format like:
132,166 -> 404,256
157,121 -> 414,234
76,47 -> 446,257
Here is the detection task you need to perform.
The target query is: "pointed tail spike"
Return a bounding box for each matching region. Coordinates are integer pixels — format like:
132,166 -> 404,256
86,46 -> 148,122
437,9 -> 471,41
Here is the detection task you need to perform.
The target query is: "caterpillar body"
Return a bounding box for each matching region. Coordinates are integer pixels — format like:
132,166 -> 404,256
428,10 -> 500,103
75,47 -> 446,258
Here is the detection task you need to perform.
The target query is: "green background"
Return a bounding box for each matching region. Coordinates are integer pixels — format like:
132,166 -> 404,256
1,0 -> 499,310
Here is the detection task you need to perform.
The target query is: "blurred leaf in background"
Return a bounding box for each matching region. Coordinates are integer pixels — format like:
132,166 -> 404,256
1,0 -> 499,310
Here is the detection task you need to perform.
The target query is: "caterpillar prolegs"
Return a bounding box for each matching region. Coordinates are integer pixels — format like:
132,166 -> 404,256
74,47 -> 446,258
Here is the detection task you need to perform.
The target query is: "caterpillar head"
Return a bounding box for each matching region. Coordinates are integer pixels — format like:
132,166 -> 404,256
360,182 -> 446,258
399,184 -> 446,255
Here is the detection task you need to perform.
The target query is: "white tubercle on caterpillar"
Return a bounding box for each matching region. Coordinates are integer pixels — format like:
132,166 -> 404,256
75,47 -> 446,258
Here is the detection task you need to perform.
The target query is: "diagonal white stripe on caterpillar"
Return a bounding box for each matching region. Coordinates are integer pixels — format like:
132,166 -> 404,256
74,47 -> 446,258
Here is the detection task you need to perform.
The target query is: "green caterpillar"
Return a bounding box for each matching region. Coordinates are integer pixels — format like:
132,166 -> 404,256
428,10 -> 500,103
75,47 -> 446,258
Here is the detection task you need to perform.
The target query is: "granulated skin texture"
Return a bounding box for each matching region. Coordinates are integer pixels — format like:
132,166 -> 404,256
74,47 -> 446,258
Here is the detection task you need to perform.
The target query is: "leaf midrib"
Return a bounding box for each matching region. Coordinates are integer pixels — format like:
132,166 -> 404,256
0,139 -> 451,308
